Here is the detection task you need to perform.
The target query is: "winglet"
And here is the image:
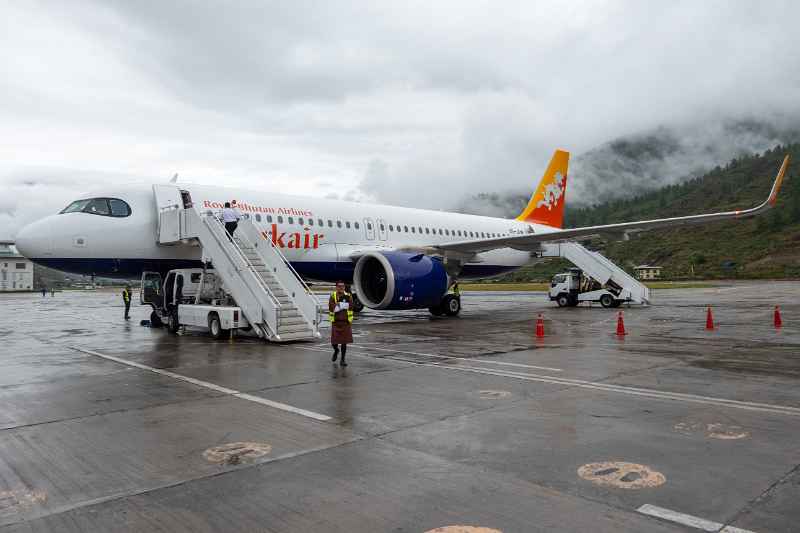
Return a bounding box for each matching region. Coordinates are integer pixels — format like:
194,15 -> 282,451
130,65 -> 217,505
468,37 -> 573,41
767,154 -> 790,206
516,149 -> 570,228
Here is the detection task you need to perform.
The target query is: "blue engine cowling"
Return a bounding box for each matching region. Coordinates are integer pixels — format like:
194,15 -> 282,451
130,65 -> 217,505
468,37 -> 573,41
353,251 -> 449,310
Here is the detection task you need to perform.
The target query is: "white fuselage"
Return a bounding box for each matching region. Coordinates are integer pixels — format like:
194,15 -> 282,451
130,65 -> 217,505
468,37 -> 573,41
15,183 -> 561,281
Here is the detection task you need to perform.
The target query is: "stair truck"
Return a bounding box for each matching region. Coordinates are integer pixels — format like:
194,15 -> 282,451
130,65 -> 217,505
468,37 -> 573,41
548,267 -> 628,308
141,267 -> 250,339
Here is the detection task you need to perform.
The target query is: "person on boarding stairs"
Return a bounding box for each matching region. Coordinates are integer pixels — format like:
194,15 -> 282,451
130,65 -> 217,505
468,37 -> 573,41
222,201 -> 240,241
122,284 -> 132,320
329,281 -> 354,367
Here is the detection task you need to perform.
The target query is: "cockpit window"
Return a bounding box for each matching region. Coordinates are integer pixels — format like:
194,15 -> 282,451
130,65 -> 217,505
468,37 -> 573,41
60,198 -> 131,217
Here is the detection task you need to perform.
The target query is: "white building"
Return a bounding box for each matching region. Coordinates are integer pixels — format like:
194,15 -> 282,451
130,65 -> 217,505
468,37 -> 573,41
0,241 -> 34,292
634,265 -> 662,281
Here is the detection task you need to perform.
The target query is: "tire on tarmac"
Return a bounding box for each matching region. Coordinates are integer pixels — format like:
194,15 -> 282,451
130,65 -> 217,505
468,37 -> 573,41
167,309 -> 180,333
150,311 -> 163,328
557,294 -> 570,307
600,293 -> 615,308
208,313 -> 230,340
442,294 -> 461,316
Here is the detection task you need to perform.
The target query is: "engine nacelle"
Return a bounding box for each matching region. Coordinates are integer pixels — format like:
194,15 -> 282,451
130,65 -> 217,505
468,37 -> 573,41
353,251 -> 448,310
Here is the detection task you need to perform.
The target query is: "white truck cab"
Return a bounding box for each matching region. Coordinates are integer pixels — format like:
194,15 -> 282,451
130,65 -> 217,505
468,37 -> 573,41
548,267 -> 626,308
140,267 -> 249,339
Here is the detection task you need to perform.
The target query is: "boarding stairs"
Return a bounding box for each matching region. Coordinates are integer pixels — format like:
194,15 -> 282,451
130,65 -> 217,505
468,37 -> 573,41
539,242 -> 650,304
157,203 -> 321,342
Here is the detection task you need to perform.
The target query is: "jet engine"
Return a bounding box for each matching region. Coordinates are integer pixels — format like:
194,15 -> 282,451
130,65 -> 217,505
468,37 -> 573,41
352,251 -> 448,310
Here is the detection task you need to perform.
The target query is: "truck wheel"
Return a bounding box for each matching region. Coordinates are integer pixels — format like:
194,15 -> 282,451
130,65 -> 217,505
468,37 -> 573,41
167,310 -> 180,333
442,294 -> 461,316
557,294 -> 570,307
208,313 -> 229,340
600,294 -> 614,308
150,311 -> 163,328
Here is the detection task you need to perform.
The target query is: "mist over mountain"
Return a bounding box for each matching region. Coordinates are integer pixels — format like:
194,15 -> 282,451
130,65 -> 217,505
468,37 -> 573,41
458,118 -> 800,218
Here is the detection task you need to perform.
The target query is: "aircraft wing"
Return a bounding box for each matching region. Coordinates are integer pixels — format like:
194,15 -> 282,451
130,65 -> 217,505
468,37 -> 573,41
436,155 -> 790,254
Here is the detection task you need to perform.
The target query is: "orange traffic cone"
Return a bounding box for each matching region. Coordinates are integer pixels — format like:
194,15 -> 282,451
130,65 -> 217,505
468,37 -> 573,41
774,306 -> 783,328
535,314 -> 545,338
705,306 -> 715,330
615,311 -> 627,336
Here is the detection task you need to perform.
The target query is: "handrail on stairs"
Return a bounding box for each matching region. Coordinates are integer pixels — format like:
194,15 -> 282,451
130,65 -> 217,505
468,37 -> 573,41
197,211 -> 282,332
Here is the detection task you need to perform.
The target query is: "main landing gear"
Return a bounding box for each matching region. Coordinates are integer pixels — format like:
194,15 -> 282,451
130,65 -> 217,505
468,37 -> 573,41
429,293 -> 461,317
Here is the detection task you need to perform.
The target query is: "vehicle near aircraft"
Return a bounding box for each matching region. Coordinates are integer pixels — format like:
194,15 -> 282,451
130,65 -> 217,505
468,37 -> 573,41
549,268 -> 623,308
141,267 -> 251,339
15,150 -> 790,318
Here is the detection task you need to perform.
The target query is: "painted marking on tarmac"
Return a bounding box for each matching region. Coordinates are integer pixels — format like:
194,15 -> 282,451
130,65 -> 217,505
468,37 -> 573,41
66,345 -> 332,422
424,527 -> 502,533
477,390 -> 512,400
637,504 -> 757,532
578,462 -> 665,489
344,343 -> 563,372
674,421 -> 750,440
302,346 -> 800,417
203,442 -> 272,465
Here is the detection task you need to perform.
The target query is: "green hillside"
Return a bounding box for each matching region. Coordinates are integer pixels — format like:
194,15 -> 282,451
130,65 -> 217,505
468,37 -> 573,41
499,144 -> 800,281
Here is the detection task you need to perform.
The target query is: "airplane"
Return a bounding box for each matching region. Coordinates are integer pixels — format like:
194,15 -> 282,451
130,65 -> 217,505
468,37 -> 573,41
15,150 -> 790,316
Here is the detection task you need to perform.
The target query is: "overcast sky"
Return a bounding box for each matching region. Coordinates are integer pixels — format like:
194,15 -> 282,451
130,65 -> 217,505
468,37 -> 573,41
2,1 -> 799,238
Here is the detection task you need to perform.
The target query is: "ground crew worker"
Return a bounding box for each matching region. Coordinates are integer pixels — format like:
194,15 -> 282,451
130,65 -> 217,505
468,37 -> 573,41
452,282 -> 461,299
122,284 -> 132,320
41,286 -> 46,297
329,281 -> 354,367
222,201 -> 240,241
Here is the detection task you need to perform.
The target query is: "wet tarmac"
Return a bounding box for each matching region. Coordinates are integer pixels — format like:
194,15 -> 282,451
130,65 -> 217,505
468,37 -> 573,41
0,282 -> 798,532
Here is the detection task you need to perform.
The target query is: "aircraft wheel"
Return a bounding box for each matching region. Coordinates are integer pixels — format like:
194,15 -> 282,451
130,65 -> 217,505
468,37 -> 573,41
443,294 -> 461,316
352,294 -> 365,313
600,294 -> 615,308
557,294 -> 570,307
429,304 -> 444,316
150,311 -> 163,328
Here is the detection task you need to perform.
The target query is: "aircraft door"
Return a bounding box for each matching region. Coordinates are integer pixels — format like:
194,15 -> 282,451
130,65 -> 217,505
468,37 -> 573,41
377,218 -> 388,240
140,271 -> 163,308
363,218 -> 375,240
153,185 -> 183,243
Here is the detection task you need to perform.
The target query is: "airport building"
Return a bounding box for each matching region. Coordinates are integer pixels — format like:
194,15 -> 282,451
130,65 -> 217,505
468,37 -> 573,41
0,241 -> 34,291
634,264 -> 662,280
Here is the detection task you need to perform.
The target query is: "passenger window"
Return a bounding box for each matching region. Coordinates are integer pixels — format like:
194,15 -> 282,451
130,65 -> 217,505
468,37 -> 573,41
328,220 -> 333,227
389,225 -> 394,231
298,217 -> 304,225
108,199 -> 131,217
380,224 -> 385,231
86,198 -> 110,215
439,229 -> 443,235
367,222 -> 372,230
278,216 -> 284,223
337,220 -> 342,228
255,214 -> 262,222
355,222 -> 360,229
418,227 -> 423,234
308,218 -> 314,226
267,215 -> 273,223
404,226 -> 408,232
346,221 -> 351,229
425,228 -> 430,234
288,216 -> 294,224
411,227 -> 415,233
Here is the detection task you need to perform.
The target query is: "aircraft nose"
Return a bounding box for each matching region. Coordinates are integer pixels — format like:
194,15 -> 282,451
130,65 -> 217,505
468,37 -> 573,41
15,218 -> 54,259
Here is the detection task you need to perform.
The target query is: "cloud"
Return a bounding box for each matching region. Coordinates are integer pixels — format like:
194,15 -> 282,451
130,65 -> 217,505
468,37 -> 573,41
2,1 -> 800,239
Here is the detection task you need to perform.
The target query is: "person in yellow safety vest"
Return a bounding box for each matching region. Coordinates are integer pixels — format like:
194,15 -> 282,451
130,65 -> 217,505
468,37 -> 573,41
452,282 -> 461,298
328,281 -> 354,367
122,284 -> 132,320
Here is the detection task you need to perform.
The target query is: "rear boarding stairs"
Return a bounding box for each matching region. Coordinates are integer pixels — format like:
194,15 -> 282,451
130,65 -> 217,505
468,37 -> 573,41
539,242 -> 650,305
154,185 -> 322,342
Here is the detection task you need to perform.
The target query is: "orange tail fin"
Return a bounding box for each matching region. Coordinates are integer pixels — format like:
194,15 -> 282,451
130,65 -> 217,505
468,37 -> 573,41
515,149 -> 570,228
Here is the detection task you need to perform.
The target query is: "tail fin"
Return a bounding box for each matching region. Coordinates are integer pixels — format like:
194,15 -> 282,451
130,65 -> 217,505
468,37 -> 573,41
515,149 -> 570,228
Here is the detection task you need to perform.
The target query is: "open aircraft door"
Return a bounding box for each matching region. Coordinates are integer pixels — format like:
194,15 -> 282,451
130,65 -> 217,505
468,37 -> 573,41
153,185 -> 183,243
